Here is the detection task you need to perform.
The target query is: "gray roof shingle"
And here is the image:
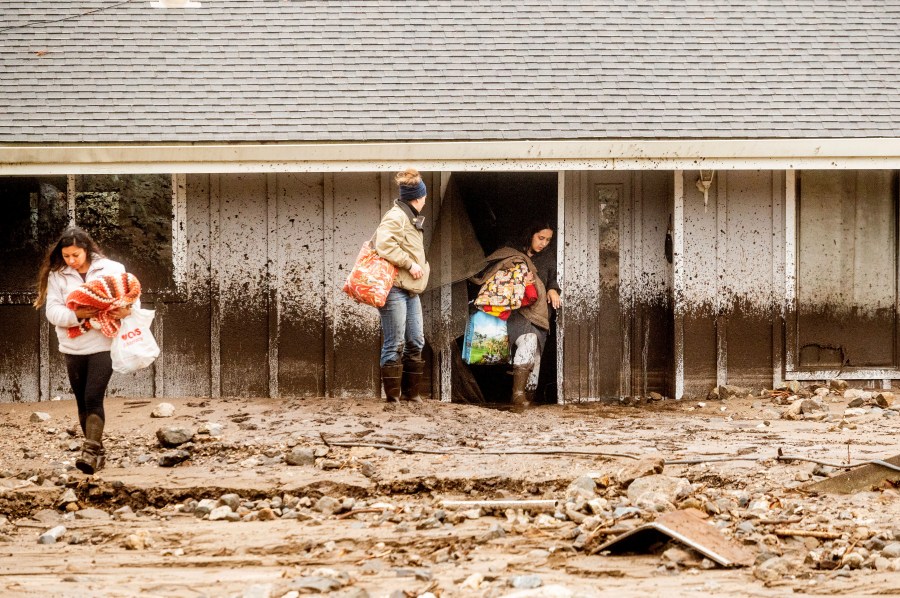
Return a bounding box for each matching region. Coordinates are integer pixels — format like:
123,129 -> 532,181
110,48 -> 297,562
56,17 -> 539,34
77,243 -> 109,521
0,0 -> 899,143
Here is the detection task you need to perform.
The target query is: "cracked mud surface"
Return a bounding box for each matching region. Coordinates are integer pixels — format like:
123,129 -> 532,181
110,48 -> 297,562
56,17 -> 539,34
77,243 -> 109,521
2,391 -> 900,597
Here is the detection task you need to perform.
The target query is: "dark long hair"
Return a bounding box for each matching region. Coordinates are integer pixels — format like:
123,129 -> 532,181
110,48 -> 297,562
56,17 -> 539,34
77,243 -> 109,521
34,227 -> 103,308
520,221 -> 555,254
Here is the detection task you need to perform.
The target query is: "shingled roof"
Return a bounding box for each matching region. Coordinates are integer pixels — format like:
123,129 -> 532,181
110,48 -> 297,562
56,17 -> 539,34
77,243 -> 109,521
1,0 -> 898,144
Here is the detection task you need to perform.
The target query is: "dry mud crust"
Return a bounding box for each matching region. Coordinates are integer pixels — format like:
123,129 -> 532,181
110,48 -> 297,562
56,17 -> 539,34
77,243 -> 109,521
1,394 -> 900,596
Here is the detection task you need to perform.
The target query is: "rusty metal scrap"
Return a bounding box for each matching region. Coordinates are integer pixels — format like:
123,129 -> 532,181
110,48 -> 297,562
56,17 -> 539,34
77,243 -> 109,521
805,453 -> 900,494
595,509 -> 755,568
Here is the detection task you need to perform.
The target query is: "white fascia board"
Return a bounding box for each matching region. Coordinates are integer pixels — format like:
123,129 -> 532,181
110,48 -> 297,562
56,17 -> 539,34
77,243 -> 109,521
2,139 -> 900,174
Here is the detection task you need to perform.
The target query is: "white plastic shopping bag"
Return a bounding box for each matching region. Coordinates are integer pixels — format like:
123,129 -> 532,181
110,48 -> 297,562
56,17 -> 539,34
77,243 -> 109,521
111,308 -> 160,374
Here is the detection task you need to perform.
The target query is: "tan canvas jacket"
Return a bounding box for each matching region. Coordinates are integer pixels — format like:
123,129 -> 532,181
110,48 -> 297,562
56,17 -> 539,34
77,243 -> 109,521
374,202 -> 430,294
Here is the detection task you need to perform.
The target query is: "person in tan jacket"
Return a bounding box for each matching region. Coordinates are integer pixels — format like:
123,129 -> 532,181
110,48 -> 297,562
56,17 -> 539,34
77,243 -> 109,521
373,169 -> 431,402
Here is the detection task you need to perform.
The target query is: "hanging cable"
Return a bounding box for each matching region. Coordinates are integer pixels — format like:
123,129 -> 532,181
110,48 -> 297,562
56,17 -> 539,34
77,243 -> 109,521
0,0 -> 137,35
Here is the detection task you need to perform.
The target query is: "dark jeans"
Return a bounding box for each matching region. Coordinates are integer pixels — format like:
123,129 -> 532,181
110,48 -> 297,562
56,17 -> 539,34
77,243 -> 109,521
64,352 -> 113,432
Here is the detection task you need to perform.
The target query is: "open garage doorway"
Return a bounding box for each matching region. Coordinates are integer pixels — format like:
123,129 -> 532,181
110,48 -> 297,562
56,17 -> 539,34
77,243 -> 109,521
449,171 -> 560,406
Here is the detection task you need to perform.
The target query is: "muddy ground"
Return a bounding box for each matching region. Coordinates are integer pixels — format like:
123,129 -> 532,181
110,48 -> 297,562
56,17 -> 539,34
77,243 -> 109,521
2,386 -> 900,598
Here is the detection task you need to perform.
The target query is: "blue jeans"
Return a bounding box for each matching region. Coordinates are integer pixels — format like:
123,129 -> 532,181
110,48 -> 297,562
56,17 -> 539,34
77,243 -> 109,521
378,287 -> 424,366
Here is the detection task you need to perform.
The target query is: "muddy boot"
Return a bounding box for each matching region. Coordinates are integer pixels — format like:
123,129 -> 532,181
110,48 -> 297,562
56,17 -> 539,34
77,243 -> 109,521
75,439 -> 105,474
401,358 -> 425,403
381,362 -> 402,403
76,414 -> 106,474
510,365 -> 533,412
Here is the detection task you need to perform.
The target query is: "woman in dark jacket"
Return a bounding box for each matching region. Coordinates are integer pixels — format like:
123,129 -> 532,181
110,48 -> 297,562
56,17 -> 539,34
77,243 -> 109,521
471,221 -> 561,410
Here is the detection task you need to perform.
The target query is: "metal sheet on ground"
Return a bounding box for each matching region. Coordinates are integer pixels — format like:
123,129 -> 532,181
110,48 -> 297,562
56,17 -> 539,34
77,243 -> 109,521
597,509 -> 755,568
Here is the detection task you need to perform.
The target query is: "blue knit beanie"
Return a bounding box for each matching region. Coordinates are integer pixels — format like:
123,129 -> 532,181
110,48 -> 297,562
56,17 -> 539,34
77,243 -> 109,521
399,180 -> 427,202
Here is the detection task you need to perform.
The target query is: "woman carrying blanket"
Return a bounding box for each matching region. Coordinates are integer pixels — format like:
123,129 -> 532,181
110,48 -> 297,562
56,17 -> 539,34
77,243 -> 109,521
471,221 -> 561,411
374,169 -> 431,403
34,227 -> 133,474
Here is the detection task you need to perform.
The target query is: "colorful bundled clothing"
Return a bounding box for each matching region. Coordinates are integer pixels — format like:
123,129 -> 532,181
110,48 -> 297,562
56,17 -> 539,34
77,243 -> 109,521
66,272 -> 142,338
478,279 -> 538,320
470,247 -> 548,332
474,261 -> 528,314
45,257 -> 132,355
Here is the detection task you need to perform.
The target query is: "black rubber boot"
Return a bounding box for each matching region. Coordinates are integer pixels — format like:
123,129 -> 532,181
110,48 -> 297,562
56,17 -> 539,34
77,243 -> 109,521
76,414 -> 105,474
510,365 -> 533,413
381,362 -> 403,403
401,358 -> 425,403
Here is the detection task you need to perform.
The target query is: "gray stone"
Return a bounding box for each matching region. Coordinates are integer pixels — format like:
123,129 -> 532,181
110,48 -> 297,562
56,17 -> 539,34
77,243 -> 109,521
208,505 -> 233,521
198,422 -> 224,436
848,397 -> 866,408
627,475 -> 691,504
614,457 -> 665,486
285,447 -> 316,467
114,505 -> 136,519
218,493 -> 241,511
882,542 -> 900,559
613,506 -> 641,519
719,384 -> 749,400
356,459 -> 377,477
875,556 -> 892,571
509,574 -> 543,589
158,450 -> 190,467
830,379 -> 849,392
800,398 -> 827,414
781,400 -> 804,420
754,556 -> 791,581
240,584 -> 273,598
156,426 -> 194,447
634,491 -> 674,513
151,402 -> 175,418
74,508 -> 110,520
30,412 -> 51,423
31,509 -> 61,524
566,475 -> 596,500
57,488 -> 77,507
662,546 -> 696,565
195,499 -> 217,515
313,496 -> 341,515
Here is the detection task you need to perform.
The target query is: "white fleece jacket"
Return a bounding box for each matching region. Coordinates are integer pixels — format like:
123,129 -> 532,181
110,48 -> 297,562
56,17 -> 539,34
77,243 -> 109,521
45,257 -> 134,355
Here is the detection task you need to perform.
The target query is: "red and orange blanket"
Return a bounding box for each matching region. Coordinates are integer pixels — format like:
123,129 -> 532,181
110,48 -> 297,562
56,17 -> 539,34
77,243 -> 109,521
65,273 -> 141,338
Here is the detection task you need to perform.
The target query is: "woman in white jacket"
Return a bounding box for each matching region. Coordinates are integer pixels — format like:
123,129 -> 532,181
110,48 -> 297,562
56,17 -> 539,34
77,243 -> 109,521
34,227 -> 132,474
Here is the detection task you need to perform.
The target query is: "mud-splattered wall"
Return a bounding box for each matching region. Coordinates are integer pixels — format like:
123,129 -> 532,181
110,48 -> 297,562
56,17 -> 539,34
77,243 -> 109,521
794,171 -> 898,372
678,170 -> 785,396
0,172 -> 439,402
562,170 -> 673,402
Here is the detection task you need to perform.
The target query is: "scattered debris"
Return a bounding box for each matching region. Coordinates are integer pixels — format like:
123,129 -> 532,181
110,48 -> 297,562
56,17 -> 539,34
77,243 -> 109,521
595,509 -> 755,567
805,453 -> 900,494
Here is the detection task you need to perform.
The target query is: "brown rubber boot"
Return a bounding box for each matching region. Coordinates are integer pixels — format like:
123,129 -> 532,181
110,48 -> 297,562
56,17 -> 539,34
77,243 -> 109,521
76,414 -> 106,474
76,439 -> 105,474
401,358 -> 425,403
510,365 -> 533,412
381,362 -> 403,403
